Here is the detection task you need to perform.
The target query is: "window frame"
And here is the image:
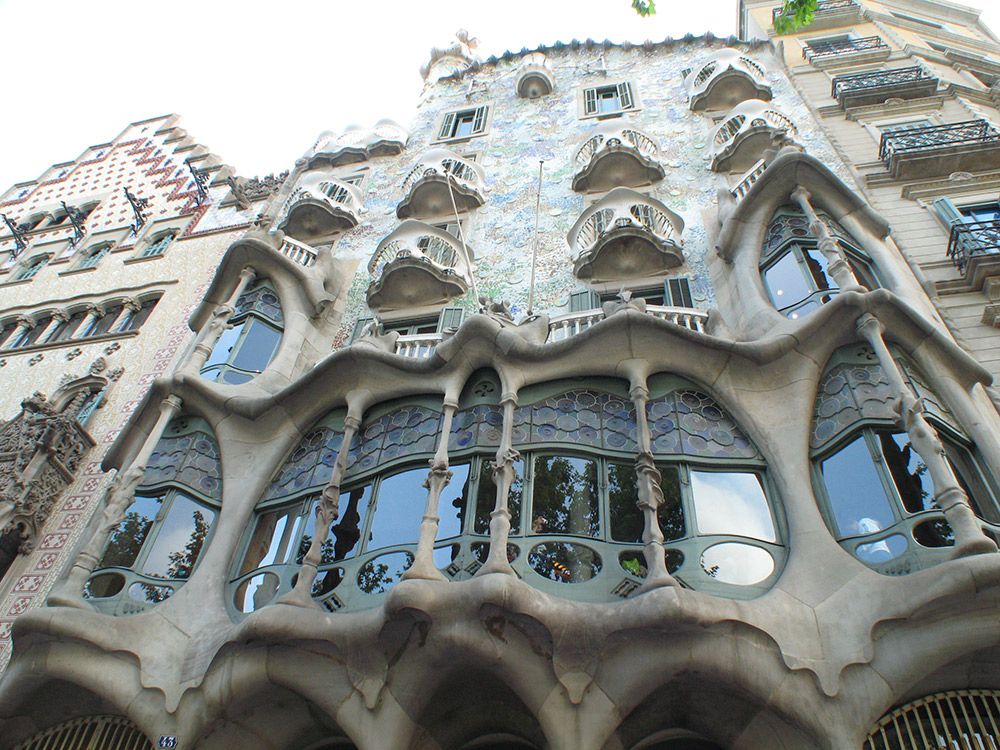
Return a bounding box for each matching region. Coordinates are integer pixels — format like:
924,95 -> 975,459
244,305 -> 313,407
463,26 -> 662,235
201,281 -> 283,385
579,80 -> 639,120
434,103 -> 493,143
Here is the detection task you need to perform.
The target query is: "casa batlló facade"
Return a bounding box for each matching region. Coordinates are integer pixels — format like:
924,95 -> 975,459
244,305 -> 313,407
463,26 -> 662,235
2,13 -> 1000,749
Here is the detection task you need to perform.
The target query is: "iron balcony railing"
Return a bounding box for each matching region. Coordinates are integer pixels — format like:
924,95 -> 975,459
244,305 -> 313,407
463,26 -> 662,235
776,0 -> 857,21
878,119 -> 1000,164
830,66 -> 934,100
803,35 -> 888,61
947,220 -> 1000,273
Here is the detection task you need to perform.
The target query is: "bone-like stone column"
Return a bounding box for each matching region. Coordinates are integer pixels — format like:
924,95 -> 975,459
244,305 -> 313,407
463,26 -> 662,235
280,412 -> 362,606
791,186 -> 865,294
477,393 -> 519,577
48,395 -> 183,607
403,400 -> 457,581
857,313 -> 997,558
179,266 -> 257,373
631,383 -> 679,591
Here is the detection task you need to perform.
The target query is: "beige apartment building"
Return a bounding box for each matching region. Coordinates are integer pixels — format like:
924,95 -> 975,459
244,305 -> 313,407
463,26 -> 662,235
2,12 -> 1000,750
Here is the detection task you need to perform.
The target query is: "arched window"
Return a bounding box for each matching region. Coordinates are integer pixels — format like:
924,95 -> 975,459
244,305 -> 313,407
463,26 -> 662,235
811,346 -> 1000,574
140,230 -> 176,258
75,242 -> 112,270
86,416 -> 222,615
8,315 -> 52,348
78,303 -> 124,338
760,208 -> 880,320
117,296 -> 160,332
201,281 -> 283,385
13,254 -> 50,282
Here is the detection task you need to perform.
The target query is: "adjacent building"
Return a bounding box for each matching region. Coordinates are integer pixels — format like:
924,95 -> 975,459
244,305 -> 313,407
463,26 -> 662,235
2,12 -> 1000,749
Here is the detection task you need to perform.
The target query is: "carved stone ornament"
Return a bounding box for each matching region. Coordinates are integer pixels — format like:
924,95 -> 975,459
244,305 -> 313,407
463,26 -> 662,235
66,348 -> 83,361
89,357 -> 107,375
27,354 -> 43,366
104,342 -> 121,356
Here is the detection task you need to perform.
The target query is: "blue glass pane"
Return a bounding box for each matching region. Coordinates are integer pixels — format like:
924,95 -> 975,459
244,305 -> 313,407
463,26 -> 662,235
141,494 -> 216,579
822,436 -> 895,537
367,467 -> 427,550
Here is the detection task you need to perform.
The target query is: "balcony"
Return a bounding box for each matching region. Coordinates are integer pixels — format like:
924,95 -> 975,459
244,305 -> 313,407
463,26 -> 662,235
709,100 -> 797,173
277,176 -> 363,242
831,67 -> 938,109
567,188 -> 684,280
802,36 -> 890,69
730,159 -> 768,200
305,120 -> 409,170
774,0 -> 864,31
397,149 -> 486,220
515,52 -> 555,98
277,236 -> 317,267
367,220 -> 474,310
947,220 -> 1000,274
879,120 -> 1000,180
682,48 -> 772,112
572,122 -> 665,192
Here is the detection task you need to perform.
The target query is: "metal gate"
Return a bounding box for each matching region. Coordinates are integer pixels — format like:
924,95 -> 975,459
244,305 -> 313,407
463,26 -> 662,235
866,690 -> 1000,749
13,715 -> 151,750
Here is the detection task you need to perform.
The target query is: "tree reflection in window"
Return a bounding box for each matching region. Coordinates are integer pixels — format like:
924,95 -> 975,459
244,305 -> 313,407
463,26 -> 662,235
201,280 -> 283,385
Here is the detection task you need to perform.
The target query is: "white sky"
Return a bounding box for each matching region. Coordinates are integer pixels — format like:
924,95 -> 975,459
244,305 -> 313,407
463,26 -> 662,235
0,0 -> 996,190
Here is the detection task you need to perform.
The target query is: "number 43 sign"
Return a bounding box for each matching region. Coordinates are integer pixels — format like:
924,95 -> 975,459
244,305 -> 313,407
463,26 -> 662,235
158,737 -> 178,748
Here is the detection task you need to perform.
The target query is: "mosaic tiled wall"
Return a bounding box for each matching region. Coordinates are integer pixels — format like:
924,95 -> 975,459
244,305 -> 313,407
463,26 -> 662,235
320,40 -> 857,346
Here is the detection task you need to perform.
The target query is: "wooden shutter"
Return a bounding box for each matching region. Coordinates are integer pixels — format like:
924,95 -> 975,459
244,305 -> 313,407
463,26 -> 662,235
471,106 -> 487,135
568,290 -> 602,312
584,88 -> 598,115
439,112 -> 456,140
666,278 -> 693,308
351,316 -> 374,342
617,82 -> 634,110
931,197 -> 964,229
437,306 -> 466,332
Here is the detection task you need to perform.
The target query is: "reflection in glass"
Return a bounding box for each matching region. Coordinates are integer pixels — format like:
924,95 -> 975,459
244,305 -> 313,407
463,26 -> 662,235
821,436 -> 896,537
528,542 -> 602,583
357,551 -> 413,594
295,486 -> 372,566
618,549 -> 684,578
610,464 -> 685,542
230,319 -> 282,375
762,243 -> 839,319
473,458 -> 523,535
99,494 -> 161,568
85,572 -> 126,599
234,572 -> 281,613
879,432 -> 932,513
691,471 -> 775,542
855,534 -> 907,563
367,468 -> 427,550
141,494 -> 215,579
912,520 -> 953,548
438,463 -> 470,541
531,456 -> 599,537
128,581 -> 174,603
700,542 -> 774,585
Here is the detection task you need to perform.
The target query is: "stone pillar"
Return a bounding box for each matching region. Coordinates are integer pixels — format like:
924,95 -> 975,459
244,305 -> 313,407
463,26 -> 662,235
48,395 -> 184,608
111,297 -> 142,333
179,267 -> 257,374
3,316 -> 34,349
37,312 -> 67,343
791,186 -> 865,293
857,314 -> 997,558
477,393 -> 519,577
403,400 -> 457,581
76,304 -> 104,338
280,413 -> 361,606
631,383 -> 678,591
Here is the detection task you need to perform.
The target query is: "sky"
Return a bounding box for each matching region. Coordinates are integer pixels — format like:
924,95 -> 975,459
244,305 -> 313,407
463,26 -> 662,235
0,0 -> 996,191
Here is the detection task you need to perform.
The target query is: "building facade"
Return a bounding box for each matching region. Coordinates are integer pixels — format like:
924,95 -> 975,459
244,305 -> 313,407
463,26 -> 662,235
1,17 -> 1000,750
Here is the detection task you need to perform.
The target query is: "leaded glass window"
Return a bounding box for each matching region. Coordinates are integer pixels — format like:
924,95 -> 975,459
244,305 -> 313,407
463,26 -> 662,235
202,280 -> 284,385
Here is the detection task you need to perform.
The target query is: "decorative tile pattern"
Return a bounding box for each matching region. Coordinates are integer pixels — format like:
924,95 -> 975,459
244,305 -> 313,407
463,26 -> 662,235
513,389 -> 637,452
648,389 -> 758,459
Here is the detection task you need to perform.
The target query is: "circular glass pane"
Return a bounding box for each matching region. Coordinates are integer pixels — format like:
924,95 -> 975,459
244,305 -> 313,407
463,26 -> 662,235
855,534 -> 907,562
128,581 -> 173,604
912,519 -> 954,548
85,572 -> 125,599
617,549 -> 684,578
234,572 -> 281,613
357,551 -> 413,595
699,542 -> 774,585
528,542 -> 602,583
471,542 -> 520,564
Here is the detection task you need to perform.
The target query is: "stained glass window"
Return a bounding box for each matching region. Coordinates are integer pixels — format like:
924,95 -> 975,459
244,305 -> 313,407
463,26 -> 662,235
262,416 -> 345,502
513,389 -> 637,452
141,417 -> 222,501
647,389 -> 758,460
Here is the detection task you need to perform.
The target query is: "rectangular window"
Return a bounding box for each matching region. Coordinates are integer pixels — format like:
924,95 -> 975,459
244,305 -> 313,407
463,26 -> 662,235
583,82 -> 636,117
437,105 -> 489,142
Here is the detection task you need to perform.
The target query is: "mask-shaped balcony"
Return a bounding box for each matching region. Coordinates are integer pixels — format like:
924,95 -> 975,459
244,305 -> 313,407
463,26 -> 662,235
367,220 -> 474,310
277,175 -> 363,242
306,119 -> 409,169
572,122 -> 664,192
567,188 -> 684,280
682,48 -> 772,112
709,100 -> 797,173
515,52 -> 555,98
396,149 -> 487,220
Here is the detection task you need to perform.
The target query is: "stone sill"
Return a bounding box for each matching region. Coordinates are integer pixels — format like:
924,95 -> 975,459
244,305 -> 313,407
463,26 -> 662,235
0,330 -> 139,359
123,253 -> 165,266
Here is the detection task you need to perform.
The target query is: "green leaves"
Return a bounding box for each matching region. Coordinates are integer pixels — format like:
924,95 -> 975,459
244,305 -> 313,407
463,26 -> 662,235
772,0 -> 818,34
632,0 -> 657,17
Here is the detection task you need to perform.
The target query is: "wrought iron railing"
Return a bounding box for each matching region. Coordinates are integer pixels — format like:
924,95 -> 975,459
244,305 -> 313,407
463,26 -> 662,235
879,120 -> 1000,164
947,220 -> 1000,273
865,689 -> 1000,750
831,66 -> 935,99
775,0 -> 857,20
803,35 -> 888,61
368,224 -> 465,279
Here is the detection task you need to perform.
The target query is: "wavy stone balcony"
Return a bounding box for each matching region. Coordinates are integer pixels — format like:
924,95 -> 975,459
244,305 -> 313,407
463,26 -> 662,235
682,48 -> 772,112
277,176 -> 363,241
879,119 -> 1000,180
831,66 -> 938,109
515,51 -> 555,98
572,122 -> 664,192
709,100 -> 797,173
305,119 -> 409,169
367,220 -> 474,310
567,188 -> 684,280
396,149 -> 486,220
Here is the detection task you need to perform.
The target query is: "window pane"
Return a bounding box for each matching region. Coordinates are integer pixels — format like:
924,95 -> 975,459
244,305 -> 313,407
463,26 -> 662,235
141,494 -> 215,579
91,306 -> 122,336
821,436 -> 895,537
944,439 -> 1000,524
799,245 -> 836,295
658,464 -> 686,542
100,494 -> 161,569
438,462 -> 470,540
691,471 -> 775,542
879,432 -> 933,514
473,457 -> 523,535
203,323 -> 244,369
530,455 -> 599,537
764,252 -> 811,311
244,506 -> 301,573
331,484 -> 371,559
609,462 -> 642,542
230,319 -> 281,373
454,113 -> 475,138
367,467 -> 427,550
